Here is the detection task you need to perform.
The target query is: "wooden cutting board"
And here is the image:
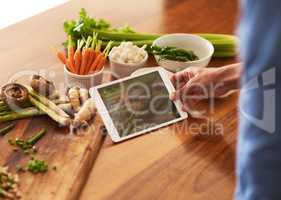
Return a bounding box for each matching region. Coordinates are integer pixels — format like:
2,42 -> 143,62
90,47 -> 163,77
0,114 -> 105,200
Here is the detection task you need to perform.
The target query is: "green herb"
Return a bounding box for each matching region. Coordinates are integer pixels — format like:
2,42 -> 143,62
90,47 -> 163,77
8,128 -> 47,151
0,123 -> 15,136
147,45 -> 199,62
27,157 -> 48,173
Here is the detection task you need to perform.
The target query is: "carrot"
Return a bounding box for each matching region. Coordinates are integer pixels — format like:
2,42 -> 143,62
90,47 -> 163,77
84,33 -> 98,74
65,59 -> 74,73
74,40 -> 84,74
89,41 -> 113,73
95,56 -> 106,72
80,37 -> 92,75
89,53 -> 103,74
57,51 -> 67,65
67,35 -> 76,73
88,40 -> 103,73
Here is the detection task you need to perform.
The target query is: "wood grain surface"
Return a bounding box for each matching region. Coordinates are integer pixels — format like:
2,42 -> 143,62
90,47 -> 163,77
80,0 -> 239,200
0,0 -> 239,199
0,114 -> 105,200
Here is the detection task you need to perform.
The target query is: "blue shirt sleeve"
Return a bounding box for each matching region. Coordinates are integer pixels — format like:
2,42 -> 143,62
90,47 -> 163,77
237,0 -> 281,199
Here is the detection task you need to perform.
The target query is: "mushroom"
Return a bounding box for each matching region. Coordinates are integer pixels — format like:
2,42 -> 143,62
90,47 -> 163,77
30,75 -> 56,97
1,83 -> 28,107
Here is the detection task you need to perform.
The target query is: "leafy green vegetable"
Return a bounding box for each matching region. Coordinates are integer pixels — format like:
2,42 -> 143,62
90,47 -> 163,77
27,157 -> 48,173
148,45 -> 199,62
63,9 -> 238,58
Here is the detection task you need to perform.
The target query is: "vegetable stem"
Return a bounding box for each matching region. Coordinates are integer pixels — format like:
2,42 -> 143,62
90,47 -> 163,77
0,123 -> 15,136
29,96 -> 70,126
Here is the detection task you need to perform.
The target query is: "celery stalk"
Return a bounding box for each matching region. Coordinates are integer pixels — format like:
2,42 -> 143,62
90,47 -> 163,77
96,30 -> 161,41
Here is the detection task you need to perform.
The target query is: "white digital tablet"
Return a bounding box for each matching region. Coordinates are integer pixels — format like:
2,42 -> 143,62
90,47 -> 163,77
90,68 -> 188,142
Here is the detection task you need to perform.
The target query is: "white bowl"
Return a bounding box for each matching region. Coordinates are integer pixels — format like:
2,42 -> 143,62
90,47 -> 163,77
64,66 -> 103,89
153,34 -> 214,72
109,51 -> 148,78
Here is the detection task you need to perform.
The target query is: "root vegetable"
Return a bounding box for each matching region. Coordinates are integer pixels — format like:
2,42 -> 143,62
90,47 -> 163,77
73,99 -> 96,128
79,88 -> 89,105
68,87 -> 81,112
58,103 -> 74,116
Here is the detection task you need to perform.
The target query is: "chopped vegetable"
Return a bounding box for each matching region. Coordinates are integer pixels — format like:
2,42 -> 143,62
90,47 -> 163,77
1,83 -> 28,108
0,166 -> 21,199
147,45 -> 199,62
8,128 -> 47,150
0,123 -> 15,136
27,157 -> 48,174
109,42 -> 147,64
68,87 -> 81,112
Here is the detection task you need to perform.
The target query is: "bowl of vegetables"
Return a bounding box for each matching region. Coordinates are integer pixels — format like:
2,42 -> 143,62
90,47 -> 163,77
151,34 -> 214,72
109,42 -> 148,78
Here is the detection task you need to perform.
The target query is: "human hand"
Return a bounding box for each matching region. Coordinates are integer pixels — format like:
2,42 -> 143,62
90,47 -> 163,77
169,63 -> 242,112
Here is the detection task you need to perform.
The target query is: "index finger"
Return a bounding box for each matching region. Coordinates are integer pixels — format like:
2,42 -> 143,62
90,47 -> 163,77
170,70 -> 192,90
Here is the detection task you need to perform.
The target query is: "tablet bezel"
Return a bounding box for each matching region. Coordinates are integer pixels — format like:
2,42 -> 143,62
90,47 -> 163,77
90,68 -> 188,142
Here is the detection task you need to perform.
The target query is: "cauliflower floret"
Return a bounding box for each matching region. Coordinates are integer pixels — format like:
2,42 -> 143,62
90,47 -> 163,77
110,42 -> 147,64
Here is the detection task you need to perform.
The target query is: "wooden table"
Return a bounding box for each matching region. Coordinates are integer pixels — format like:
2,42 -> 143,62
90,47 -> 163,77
0,0 -> 239,199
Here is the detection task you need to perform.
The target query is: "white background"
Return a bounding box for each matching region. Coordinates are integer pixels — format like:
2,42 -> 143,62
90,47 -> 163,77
0,0 -> 68,29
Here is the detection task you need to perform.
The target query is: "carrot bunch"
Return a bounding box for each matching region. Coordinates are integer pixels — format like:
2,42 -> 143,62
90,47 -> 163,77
57,33 -> 112,75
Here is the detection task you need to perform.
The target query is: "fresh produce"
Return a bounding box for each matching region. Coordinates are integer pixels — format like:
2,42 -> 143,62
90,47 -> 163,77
63,8 -> 238,58
29,96 -> 71,126
57,33 -> 112,75
0,123 -> 15,136
1,78 -> 95,131
109,42 -> 147,64
28,87 -> 71,126
147,45 -> 199,62
73,99 -> 96,129
68,87 -> 81,112
88,40 -> 112,74
73,39 -> 84,74
57,103 -> 74,116
0,166 -> 21,199
1,83 -> 29,108
0,107 -> 44,123
79,88 -> 89,105
8,128 -> 47,151
27,157 -> 48,174
30,75 -> 60,101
